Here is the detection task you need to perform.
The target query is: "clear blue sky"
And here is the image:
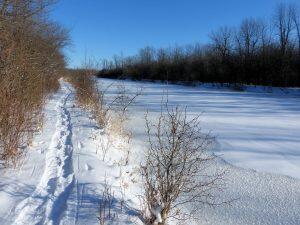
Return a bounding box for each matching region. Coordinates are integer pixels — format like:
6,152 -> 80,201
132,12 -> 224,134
50,0 -> 296,68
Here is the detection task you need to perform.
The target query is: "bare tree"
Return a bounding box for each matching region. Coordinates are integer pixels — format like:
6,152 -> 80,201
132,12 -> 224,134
274,3 -> 295,56
139,46 -> 155,66
141,104 -> 225,225
209,26 -> 234,61
235,18 -> 263,83
236,18 -> 261,57
291,4 -> 300,55
274,3 -> 297,86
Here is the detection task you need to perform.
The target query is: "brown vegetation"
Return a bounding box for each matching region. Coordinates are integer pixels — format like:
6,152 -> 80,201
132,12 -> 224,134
67,64 -> 141,136
0,0 -> 68,168
66,67 -> 107,127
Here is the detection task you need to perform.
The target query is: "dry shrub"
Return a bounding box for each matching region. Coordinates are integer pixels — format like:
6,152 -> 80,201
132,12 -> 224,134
0,0 -> 68,168
68,68 -> 141,135
66,68 -> 107,128
103,83 -> 142,167
68,69 -> 141,168
141,104 -> 225,225
106,83 -> 141,140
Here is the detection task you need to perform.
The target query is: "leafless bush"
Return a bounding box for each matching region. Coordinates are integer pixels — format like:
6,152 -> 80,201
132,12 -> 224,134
141,104 -> 225,224
107,83 -> 141,140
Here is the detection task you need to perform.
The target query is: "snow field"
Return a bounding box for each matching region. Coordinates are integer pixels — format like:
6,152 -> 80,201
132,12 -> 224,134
0,78 -> 299,225
99,78 -> 300,225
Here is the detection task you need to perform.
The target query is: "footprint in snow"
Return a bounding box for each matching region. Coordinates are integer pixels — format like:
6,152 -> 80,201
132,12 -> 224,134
85,163 -> 93,171
37,148 -> 45,154
78,141 -> 83,149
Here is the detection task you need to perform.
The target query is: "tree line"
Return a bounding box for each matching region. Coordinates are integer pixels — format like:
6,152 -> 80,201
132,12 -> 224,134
98,3 -> 300,87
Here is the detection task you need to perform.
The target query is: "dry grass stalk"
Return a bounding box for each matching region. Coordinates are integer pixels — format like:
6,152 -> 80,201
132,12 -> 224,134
98,178 -> 116,225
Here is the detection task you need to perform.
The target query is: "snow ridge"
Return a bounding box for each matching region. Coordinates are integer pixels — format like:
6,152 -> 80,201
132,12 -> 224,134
13,80 -> 75,225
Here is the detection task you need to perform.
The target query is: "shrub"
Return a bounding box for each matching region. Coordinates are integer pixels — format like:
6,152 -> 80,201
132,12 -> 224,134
141,104 -> 225,224
0,0 -> 68,168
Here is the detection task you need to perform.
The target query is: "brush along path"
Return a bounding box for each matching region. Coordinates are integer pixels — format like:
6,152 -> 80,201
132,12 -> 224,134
13,79 -> 75,225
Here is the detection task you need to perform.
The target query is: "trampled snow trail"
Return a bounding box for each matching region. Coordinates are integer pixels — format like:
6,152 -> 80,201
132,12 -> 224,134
12,80 -> 75,225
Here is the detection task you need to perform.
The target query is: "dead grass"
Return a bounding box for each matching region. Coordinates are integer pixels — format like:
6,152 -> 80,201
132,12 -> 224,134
66,68 -> 107,128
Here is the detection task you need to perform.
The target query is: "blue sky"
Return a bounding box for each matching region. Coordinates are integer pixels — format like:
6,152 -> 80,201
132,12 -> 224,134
50,0 -> 296,68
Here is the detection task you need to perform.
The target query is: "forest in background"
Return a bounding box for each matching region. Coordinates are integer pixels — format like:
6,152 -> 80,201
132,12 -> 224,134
98,3 -> 300,87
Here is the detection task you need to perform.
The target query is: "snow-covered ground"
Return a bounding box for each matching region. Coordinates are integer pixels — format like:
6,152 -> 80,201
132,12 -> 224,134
0,79 -> 143,225
100,78 -> 300,224
0,78 -> 299,225
102,79 -> 300,179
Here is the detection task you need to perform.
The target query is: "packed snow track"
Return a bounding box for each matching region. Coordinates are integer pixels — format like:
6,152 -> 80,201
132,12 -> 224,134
13,80 -> 75,225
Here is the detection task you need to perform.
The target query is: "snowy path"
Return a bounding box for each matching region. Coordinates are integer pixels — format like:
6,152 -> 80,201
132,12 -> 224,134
12,80 -> 75,225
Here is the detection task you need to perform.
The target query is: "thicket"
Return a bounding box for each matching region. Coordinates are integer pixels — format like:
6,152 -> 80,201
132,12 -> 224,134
0,0 -> 68,168
98,3 -> 300,87
66,67 -> 107,127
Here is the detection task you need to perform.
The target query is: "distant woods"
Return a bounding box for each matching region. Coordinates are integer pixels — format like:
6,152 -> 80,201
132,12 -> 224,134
98,3 -> 300,87
0,0 -> 68,167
